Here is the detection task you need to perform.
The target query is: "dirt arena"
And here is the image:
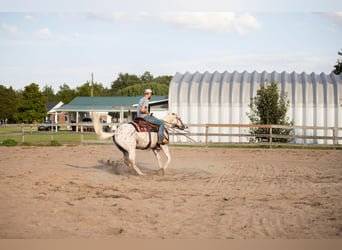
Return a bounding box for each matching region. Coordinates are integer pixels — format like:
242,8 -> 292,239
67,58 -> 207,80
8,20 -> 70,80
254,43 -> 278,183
0,145 -> 341,239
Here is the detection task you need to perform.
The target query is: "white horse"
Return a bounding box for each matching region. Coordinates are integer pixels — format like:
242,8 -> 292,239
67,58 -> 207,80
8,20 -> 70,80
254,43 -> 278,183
92,112 -> 186,176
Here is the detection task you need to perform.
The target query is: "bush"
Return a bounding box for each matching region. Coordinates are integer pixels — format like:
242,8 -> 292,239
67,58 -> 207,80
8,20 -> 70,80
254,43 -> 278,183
1,139 -> 18,146
247,81 -> 293,143
50,140 -> 62,146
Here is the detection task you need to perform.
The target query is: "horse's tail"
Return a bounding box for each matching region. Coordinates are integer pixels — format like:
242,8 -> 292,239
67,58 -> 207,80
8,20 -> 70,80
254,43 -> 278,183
91,112 -> 116,140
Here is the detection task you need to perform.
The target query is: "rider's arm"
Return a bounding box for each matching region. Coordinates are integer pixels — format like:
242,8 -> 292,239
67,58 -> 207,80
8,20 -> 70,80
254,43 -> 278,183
140,105 -> 149,115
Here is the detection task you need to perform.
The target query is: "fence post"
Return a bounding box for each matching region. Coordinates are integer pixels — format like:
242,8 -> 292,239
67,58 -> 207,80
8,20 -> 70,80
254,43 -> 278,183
269,126 -> 273,149
21,124 -> 25,143
50,126 -> 54,142
205,124 -> 209,147
172,128 -> 175,144
333,127 -> 337,149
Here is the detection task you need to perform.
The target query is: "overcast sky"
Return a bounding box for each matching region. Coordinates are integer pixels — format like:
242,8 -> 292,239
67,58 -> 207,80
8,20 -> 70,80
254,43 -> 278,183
0,0 -> 341,90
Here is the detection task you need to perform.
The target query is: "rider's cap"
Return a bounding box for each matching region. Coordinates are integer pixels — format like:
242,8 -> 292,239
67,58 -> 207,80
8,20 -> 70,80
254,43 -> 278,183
144,89 -> 153,94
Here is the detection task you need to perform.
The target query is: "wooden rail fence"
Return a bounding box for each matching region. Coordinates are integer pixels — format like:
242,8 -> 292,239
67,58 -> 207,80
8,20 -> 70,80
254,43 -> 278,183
0,123 -> 341,148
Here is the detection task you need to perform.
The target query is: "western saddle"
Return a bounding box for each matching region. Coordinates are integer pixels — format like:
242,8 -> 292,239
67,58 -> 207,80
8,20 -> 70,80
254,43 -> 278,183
129,118 -> 159,133
129,118 -> 169,145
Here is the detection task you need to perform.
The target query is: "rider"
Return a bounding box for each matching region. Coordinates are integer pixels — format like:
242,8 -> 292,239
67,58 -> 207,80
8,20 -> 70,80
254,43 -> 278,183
137,89 -> 166,144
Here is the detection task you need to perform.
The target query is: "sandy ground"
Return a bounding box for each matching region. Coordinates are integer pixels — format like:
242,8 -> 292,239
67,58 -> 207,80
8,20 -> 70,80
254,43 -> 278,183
0,145 -> 341,239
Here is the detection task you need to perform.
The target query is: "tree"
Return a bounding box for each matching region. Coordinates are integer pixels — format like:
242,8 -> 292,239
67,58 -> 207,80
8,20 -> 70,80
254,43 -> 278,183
333,49 -> 342,75
42,85 -> 56,101
116,82 -> 169,96
56,83 -> 77,103
16,83 -> 47,123
76,81 -> 107,96
0,85 -> 19,123
247,81 -> 293,142
111,73 -> 141,95
153,75 -> 172,86
111,72 -> 173,96
140,71 -> 154,83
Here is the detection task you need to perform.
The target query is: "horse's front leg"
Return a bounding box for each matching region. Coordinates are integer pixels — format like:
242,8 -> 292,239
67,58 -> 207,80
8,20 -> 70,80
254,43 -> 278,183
160,145 -> 171,175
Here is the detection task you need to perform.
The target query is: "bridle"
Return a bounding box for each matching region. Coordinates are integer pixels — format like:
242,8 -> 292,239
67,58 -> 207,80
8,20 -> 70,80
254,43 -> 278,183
174,117 -> 186,130
164,115 -> 186,130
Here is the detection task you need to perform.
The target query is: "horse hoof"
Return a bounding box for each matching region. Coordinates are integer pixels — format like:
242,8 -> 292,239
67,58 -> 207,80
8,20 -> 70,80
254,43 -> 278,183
158,169 -> 165,176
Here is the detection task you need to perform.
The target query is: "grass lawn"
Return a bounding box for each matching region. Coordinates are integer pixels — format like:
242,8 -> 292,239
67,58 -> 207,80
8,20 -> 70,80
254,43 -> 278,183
0,128 -> 104,145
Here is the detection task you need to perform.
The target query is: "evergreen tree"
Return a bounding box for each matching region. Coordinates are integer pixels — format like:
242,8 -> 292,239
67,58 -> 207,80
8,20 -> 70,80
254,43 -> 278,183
42,85 -> 56,101
0,85 -> 19,123
16,83 -> 47,123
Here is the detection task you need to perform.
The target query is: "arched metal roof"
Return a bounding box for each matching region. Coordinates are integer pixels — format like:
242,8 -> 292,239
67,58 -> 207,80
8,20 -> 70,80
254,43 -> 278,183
169,71 -> 342,143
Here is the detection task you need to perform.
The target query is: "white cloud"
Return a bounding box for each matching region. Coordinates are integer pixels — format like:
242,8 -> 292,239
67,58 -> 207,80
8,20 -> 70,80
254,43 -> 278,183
89,12 -> 143,22
315,12 -> 342,28
1,23 -> 18,34
37,28 -> 52,40
89,11 -> 261,34
24,15 -> 34,22
160,53 -> 335,75
59,32 -> 81,44
148,12 -> 261,34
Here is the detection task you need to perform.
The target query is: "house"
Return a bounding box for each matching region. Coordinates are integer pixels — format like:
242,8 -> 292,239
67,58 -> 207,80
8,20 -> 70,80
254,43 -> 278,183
45,101 -> 67,123
56,96 -> 168,131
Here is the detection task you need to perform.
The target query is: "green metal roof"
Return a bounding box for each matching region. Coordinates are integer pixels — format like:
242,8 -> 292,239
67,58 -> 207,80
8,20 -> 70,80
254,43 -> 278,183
56,96 -> 167,112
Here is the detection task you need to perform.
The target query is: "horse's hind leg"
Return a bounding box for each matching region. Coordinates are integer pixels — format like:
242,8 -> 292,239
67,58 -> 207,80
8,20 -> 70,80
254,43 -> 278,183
113,136 -> 129,166
127,149 -> 144,176
122,151 -> 129,166
152,149 -> 164,175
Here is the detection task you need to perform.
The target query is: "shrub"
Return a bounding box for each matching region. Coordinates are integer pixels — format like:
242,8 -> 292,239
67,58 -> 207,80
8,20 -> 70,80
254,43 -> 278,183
50,140 -> 62,146
1,139 -> 18,146
247,81 -> 293,143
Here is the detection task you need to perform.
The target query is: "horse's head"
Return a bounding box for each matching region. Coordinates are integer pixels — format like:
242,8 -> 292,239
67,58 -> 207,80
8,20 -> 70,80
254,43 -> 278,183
164,113 -> 187,130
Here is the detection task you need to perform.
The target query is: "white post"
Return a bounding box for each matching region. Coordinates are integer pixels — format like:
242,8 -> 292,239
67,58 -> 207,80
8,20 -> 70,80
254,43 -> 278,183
55,111 -> 58,131
119,109 -> 124,123
76,111 -> 79,132
128,110 -> 132,121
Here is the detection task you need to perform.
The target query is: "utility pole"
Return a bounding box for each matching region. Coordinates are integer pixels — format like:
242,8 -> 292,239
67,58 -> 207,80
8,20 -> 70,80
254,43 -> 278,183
91,72 -> 94,97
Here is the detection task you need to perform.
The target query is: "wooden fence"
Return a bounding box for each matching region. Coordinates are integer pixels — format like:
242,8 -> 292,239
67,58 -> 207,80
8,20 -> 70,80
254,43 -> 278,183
171,124 -> 342,148
0,123 -> 118,145
0,123 -> 341,148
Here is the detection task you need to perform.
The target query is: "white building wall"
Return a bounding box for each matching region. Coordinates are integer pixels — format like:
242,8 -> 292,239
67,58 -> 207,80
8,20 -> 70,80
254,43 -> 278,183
169,71 -> 342,144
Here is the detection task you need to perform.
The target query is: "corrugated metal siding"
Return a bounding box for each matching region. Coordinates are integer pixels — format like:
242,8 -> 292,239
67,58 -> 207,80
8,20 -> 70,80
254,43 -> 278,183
169,71 -> 342,144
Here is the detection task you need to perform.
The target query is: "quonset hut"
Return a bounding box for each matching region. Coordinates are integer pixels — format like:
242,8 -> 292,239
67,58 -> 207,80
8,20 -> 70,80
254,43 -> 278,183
169,71 -> 342,144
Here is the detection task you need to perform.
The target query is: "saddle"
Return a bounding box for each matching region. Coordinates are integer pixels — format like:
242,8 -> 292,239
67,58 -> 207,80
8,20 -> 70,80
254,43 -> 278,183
129,118 -> 169,147
129,118 -> 159,132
